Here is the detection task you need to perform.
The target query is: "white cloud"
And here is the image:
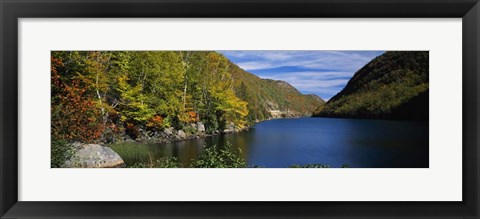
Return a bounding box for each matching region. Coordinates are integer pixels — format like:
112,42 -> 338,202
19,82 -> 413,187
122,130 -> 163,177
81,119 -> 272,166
223,51 -> 382,72
234,61 -> 276,71
257,71 -> 353,80
220,50 -> 383,99
256,72 -> 349,95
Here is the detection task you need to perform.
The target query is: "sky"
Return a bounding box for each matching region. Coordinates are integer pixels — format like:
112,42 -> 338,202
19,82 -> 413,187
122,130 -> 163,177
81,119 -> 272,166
219,51 -> 385,101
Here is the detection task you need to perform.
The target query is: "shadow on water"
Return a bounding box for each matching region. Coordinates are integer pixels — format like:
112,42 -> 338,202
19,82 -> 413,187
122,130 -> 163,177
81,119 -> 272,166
116,117 -> 428,168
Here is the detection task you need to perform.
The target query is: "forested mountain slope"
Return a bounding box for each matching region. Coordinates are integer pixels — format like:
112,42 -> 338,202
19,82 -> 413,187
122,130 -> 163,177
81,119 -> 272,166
229,63 -> 325,123
313,51 -> 428,121
51,51 -> 324,144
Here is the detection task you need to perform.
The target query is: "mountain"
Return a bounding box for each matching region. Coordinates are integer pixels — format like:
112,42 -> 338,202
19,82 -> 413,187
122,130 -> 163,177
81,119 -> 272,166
305,94 -> 326,104
313,51 -> 428,121
227,61 -> 325,124
389,89 -> 428,120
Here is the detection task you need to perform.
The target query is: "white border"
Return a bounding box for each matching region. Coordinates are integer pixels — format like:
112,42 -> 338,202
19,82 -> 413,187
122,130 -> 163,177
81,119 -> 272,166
19,18 -> 462,201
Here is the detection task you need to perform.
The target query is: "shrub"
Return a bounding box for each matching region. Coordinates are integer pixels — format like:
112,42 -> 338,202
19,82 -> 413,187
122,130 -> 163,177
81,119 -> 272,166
51,140 -> 75,168
289,164 -> 331,168
190,142 -> 247,168
156,156 -> 180,168
183,124 -> 197,135
289,163 -> 351,168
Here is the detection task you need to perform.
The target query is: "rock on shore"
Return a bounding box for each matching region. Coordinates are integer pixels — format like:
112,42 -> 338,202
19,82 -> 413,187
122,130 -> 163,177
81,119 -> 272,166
63,143 -> 125,168
106,121 -> 253,144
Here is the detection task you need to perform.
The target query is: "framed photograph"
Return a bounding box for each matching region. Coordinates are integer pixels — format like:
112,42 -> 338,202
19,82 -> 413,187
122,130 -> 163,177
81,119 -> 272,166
1,0 -> 479,218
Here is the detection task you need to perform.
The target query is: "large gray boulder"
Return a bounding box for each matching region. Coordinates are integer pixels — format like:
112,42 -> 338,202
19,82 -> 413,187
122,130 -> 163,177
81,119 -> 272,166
63,144 -> 125,168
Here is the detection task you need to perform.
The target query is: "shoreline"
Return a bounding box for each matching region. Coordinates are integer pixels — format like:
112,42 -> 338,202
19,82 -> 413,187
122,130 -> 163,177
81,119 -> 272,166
113,115 -> 314,145
109,115 -> 427,146
311,114 -> 429,123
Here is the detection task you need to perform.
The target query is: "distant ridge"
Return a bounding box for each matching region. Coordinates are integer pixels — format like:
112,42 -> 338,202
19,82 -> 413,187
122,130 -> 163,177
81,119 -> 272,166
313,51 -> 428,121
225,58 -> 326,124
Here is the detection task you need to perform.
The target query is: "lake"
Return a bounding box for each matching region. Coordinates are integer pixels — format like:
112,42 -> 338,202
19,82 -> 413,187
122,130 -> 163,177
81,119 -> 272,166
133,117 -> 429,168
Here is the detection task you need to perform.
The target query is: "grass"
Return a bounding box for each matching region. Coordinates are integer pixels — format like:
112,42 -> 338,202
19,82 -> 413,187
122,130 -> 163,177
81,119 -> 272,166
110,141 -> 248,168
108,141 -> 350,168
129,154 -> 180,168
108,142 -> 164,166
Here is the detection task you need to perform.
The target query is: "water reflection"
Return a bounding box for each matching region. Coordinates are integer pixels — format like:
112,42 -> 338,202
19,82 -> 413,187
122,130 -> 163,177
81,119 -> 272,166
144,117 -> 428,168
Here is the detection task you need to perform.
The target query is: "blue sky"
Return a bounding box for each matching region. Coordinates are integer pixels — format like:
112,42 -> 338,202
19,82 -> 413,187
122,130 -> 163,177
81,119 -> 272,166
219,51 -> 385,101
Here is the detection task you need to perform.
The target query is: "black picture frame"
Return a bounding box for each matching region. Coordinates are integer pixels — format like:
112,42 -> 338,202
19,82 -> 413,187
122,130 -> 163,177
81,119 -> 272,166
1,0 -> 479,218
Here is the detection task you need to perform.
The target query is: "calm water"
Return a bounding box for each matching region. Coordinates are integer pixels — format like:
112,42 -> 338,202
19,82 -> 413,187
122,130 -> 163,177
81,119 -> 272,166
147,117 -> 428,168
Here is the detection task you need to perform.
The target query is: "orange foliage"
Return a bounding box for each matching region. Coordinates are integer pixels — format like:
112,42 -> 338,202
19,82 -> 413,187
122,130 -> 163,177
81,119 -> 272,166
187,111 -> 197,122
51,55 -> 103,142
146,115 -> 163,128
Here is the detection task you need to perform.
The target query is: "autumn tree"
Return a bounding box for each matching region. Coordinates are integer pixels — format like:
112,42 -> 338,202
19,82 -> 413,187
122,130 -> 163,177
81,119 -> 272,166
51,52 -> 104,142
52,51 -> 251,141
